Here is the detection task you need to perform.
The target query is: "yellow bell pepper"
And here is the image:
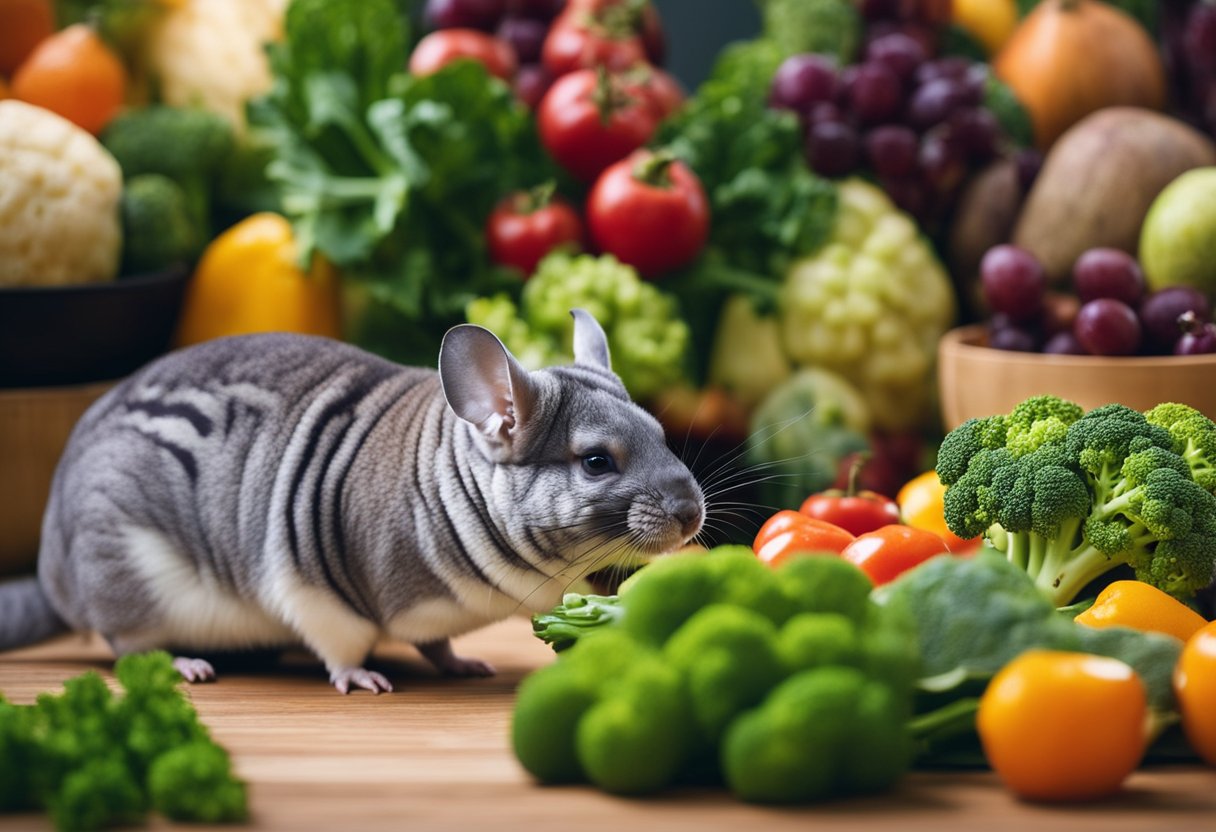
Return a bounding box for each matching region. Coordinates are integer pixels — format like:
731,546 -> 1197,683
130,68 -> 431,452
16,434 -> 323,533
1075,580 -> 1209,643
952,0 -> 1019,56
175,212 -> 342,347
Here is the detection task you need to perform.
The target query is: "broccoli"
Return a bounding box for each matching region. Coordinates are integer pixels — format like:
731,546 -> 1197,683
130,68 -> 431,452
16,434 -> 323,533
119,174 -> 203,274
0,651 -> 246,830
101,105 -> 236,237
721,666 -> 911,804
755,0 -> 862,65
938,396 -> 1216,606
515,547 -> 918,802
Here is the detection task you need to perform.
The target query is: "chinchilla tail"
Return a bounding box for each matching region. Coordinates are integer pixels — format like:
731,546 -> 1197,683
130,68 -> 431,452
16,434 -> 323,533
0,576 -> 68,652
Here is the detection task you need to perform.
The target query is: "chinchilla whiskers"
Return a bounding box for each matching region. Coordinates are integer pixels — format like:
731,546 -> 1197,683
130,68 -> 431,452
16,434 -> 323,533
689,407 -> 815,490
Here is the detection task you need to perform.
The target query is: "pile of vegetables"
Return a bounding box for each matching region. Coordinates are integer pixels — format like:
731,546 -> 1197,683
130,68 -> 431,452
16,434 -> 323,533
0,651 -> 245,830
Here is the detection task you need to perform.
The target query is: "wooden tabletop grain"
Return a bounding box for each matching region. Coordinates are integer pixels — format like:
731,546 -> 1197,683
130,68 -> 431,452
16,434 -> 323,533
0,617 -> 1213,832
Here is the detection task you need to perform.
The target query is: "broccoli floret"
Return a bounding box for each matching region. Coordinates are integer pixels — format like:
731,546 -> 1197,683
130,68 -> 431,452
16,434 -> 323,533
48,754 -> 145,832
756,0 -> 862,64
940,396 -> 1216,605
147,741 -> 248,823
1146,403 -> 1216,493
721,666 -> 911,804
102,106 -> 235,184
0,699 -> 37,811
531,594 -> 624,652
775,554 -> 875,623
113,652 -> 208,776
512,631 -> 691,794
777,612 -> 861,672
935,415 -> 1008,485
664,604 -> 787,744
120,174 -> 203,274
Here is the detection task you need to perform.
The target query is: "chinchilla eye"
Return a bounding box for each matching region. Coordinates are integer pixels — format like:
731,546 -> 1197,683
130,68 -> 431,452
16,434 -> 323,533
581,452 -> 616,476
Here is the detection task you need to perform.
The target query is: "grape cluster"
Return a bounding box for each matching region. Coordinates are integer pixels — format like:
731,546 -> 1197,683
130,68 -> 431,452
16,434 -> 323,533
1163,0 -> 1216,136
981,245 -> 1216,357
424,0 -> 566,106
769,34 -> 1019,227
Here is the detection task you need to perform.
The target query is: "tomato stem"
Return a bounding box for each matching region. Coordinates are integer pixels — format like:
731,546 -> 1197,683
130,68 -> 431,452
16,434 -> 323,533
632,149 -> 675,187
520,181 -> 557,214
591,65 -> 626,126
844,453 -> 870,497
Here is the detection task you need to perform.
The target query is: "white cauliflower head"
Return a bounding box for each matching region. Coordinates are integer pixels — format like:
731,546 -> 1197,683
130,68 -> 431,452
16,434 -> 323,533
146,0 -> 288,133
0,100 -> 123,288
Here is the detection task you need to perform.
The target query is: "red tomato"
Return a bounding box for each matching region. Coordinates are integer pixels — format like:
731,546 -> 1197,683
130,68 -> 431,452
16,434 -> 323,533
565,0 -> 665,65
537,69 -> 657,182
586,149 -> 709,277
542,5 -> 647,77
752,510 -> 856,569
800,491 -> 900,537
409,29 -> 518,81
621,64 -> 684,119
840,525 -> 951,585
486,189 -> 584,276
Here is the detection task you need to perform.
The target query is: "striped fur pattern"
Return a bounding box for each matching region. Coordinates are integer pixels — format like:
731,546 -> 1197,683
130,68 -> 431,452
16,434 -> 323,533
24,314 -> 704,688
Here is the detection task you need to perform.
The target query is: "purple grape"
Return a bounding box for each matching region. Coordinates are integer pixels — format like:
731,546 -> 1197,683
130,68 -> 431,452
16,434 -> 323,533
857,0 -> 903,21
1186,4 -> 1216,76
806,120 -> 860,178
981,245 -> 1046,323
914,56 -> 970,86
1140,287 -> 1214,353
1175,312 -> 1216,355
835,65 -> 861,109
919,126 -> 967,193
807,102 -> 845,125
506,0 -> 564,20
907,78 -> 965,129
1043,331 -> 1087,355
865,125 -> 919,178
1014,148 -> 1044,193
958,63 -> 989,107
948,108 -> 1000,162
513,63 -> 553,109
771,54 -> 840,114
1072,248 -> 1146,306
880,175 -> 929,222
848,62 -> 902,124
988,322 -> 1039,352
497,16 -> 548,63
1074,298 -> 1142,356
866,33 -> 927,82
425,0 -> 506,31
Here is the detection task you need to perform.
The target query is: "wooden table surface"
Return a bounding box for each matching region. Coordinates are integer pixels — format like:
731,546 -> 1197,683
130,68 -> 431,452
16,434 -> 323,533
1,617 -> 1213,832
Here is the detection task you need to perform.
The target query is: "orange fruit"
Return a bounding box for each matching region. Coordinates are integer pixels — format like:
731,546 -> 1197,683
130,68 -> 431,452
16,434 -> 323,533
11,23 -> 127,135
0,0 -> 54,75
1175,621 -> 1216,767
978,650 -> 1148,802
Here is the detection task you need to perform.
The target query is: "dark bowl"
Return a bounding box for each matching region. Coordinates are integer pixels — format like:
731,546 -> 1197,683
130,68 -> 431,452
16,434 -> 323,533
0,265 -> 191,389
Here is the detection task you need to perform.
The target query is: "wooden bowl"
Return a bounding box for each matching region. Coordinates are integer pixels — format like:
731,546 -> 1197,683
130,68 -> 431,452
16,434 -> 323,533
938,325 -> 1216,431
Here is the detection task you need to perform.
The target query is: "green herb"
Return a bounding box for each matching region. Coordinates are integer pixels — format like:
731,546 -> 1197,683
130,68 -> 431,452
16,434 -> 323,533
0,652 -> 246,831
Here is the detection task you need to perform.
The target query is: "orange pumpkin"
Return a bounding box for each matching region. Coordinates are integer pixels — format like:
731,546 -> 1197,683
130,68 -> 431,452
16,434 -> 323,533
994,0 -> 1166,149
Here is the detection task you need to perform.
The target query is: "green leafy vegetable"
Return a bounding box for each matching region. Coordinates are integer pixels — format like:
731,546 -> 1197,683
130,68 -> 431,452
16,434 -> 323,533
0,652 -> 246,831
465,252 -> 690,400
937,396 -> 1216,606
984,75 -> 1034,150
755,0 -> 862,65
254,0 -> 551,365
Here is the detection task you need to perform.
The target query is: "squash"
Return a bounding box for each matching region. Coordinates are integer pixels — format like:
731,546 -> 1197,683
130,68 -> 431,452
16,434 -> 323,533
994,0 -> 1166,149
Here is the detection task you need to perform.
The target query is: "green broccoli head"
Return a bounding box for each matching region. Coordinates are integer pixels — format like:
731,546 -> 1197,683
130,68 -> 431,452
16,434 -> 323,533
147,741 -> 248,823
120,174 -> 203,274
664,604 -> 786,744
942,446 -> 1011,539
1145,402 -> 1216,493
777,612 -> 860,673
0,701 -> 37,811
935,415 -> 1008,486
102,106 -> 236,183
1004,395 -> 1085,457
48,755 -> 146,832
1065,404 -> 1174,488
775,554 -> 874,623
721,666 -> 910,804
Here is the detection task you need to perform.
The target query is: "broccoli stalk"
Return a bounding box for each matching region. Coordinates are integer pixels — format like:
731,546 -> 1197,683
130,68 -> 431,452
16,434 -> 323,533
531,594 -> 624,652
938,397 -> 1216,607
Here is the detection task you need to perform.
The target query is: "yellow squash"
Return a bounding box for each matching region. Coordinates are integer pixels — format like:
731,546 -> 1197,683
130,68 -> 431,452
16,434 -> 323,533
175,212 -> 342,347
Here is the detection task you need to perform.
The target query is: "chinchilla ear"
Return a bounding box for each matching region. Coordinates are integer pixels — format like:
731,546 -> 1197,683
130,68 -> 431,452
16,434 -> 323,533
439,324 -> 536,445
570,309 -> 611,371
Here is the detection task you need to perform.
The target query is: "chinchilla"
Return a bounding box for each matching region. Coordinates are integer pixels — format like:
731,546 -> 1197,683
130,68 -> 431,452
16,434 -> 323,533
0,310 -> 704,693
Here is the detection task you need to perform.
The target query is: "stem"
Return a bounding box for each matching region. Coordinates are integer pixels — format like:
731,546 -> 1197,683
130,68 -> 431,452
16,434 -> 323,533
632,150 -> 676,188
1035,542 -> 1117,607
591,65 -> 625,127
520,181 -> 557,213
844,453 -> 870,497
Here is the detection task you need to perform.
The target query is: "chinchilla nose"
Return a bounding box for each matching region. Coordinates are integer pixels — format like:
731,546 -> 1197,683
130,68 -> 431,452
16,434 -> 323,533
668,496 -> 704,538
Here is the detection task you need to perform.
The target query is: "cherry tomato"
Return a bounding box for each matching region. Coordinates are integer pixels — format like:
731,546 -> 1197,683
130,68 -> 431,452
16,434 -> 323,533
752,510 -> 856,569
897,469 -> 982,553
800,456 -> 901,536
586,149 -> 709,278
978,650 -> 1148,802
542,4 -> 647,77
486,188 -> 584,276
566,0 -> 665,66
409,29 -> 518,81
537,68 -> 657,182
840,524 -> 950,585
620,64 -> 684,119
1175,620 -> 1216,767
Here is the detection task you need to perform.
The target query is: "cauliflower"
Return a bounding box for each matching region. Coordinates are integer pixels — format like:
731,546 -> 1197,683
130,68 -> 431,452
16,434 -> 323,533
779,179 -> 955,431
146,0 -> 288,132
0,101 -> 122,287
